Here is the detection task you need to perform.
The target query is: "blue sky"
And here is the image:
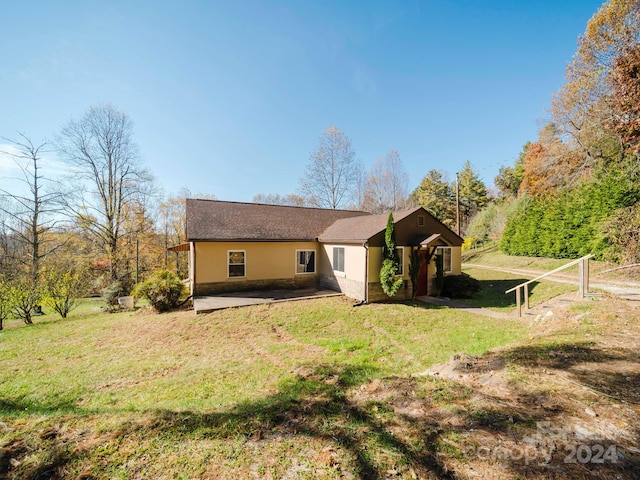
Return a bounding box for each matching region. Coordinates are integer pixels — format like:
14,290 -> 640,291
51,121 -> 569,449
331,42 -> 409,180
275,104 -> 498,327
1,0 -> 604,202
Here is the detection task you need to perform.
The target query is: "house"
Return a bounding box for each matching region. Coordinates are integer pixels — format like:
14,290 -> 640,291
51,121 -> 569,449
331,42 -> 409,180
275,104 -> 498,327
175,199 -> 463,303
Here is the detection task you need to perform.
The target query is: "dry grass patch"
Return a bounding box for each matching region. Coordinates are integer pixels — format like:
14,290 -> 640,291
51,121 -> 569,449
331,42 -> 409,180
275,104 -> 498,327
2,294 -> 639,478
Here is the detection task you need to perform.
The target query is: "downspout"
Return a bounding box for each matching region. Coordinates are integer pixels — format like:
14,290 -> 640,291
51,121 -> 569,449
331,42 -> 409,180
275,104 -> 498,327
364,241 -> 369,303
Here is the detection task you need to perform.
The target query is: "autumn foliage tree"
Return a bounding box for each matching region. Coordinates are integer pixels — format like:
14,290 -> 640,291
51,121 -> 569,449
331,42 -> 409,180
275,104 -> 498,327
608,45 -> 640,154
551,0 -> 639,172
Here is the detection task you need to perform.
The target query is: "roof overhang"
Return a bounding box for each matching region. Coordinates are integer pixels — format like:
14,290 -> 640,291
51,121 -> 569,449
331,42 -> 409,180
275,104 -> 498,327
408,233 -> 442,247
167,242 -> 190,252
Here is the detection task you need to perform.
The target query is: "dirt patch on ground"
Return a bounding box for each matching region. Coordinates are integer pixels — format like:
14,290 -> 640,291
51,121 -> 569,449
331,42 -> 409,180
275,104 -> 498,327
348,295 -> 640,479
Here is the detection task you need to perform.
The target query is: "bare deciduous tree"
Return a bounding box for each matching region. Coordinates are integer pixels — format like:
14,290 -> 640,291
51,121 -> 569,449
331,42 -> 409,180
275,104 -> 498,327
252,193 -> 307,207
57,103 -> 155,284
299,126 -> 363,209
362,149 -> 409,213
0,133 -> 67,284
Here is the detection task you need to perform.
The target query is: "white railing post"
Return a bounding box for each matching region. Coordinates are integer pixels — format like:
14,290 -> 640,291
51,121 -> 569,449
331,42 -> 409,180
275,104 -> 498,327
516,286 -> 522,318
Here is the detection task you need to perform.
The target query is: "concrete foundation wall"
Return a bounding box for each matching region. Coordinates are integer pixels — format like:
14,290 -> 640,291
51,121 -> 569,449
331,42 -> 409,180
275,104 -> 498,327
319,274 -> 365,301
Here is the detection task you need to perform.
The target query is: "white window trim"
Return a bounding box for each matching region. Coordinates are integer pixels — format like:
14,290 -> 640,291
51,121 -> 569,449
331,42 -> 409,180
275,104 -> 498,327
436,246 -> 452,274
395,246 -> 404,276
295,249 -> 316,275
227,250 -> 246,278
332,246 -> 345,274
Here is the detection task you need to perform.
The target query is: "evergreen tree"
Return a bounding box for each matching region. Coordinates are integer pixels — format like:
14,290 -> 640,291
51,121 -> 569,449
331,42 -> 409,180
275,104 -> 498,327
380,213 -> 403,297
458,161 -> 488,234
411,169 -> 455,227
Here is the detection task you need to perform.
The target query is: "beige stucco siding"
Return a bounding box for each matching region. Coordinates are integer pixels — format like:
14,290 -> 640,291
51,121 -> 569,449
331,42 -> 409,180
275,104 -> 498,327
195,241 -> 319,284
366,246 -> 410,283
450,246 -> 462,275
318,244 -> 366,282
318,243 -> 367,300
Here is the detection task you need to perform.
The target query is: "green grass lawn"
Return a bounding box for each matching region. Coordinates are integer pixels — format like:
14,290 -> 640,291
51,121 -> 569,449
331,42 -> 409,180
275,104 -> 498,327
462,244 -> 640,281
461,266 -> 576,311
462,244 -> 580,272
0,296 -> 527,479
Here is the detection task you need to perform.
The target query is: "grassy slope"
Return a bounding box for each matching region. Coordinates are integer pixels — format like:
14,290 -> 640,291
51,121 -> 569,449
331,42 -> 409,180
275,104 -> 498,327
1,297 -> 524,479
462,243 -> 640,281
2,280 -> 638,479
461,266 -> 575,311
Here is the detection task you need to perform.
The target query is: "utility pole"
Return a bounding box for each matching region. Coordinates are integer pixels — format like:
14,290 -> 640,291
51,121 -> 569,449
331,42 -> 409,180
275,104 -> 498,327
135,238 -> 139,284
455,172 -> 460,236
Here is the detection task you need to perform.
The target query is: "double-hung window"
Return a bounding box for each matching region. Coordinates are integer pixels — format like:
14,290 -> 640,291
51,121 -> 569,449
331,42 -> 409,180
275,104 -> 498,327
228,250 -> 246,277
332,247 -> 345,273
436,246 -> 452,273
395,247 -> 404,276
296,250 -> 316,274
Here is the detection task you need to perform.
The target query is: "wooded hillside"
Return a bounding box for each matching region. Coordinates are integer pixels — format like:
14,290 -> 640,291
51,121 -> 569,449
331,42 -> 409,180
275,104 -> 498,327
492,0 -> 640,263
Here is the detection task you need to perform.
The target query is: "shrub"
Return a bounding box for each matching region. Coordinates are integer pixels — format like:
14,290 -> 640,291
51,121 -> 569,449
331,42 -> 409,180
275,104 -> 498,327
133,270 -> 185,312
102,275 -> 134,308
42,268 -> 87,319
441,273 -> 481,299
8,281 -> 42,325
0,279 -> 11,330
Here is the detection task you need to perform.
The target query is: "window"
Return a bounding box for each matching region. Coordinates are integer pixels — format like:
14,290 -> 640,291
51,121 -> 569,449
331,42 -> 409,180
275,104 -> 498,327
395,247 -> 404,276
296,250 -> 316,274
332,247 -> 345,273
436,246 -> 452,273
228,250 -> 245,277
418,215 -> 425,227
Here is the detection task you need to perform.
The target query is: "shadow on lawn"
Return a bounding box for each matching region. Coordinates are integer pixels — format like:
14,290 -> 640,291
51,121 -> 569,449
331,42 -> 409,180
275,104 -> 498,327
146,351 -> 639,479
3,344 -> 640,479
146,363 -> 453,479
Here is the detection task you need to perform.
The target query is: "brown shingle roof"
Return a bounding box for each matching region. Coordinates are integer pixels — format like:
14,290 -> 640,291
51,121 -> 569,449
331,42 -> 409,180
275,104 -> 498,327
186,199 -> 369,241
318,208 -> 419,243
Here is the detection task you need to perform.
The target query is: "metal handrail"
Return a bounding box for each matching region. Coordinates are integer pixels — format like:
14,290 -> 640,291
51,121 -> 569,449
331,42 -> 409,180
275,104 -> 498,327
505,254 -> 594,317
505,254 -> 594,293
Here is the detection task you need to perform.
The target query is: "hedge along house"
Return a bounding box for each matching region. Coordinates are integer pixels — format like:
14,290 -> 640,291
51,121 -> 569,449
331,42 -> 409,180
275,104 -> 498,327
179,199 -> 463,302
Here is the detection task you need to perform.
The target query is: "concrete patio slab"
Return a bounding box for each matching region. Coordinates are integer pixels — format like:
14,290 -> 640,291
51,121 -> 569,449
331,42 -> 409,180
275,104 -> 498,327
193,288 -> 343,314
